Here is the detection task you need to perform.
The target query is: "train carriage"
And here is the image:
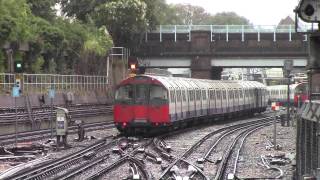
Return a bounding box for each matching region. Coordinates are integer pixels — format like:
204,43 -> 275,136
266,83 -> 308,106
114,75 -> 268,134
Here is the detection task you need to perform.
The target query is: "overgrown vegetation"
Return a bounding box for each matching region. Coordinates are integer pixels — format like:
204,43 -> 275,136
0,0 -> 113,74
0,0 -> 251,74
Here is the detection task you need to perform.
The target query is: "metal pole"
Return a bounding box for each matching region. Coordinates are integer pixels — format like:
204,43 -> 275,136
287,76 -> 290,126
50,97 -> 53,138
15,96 -> 18,145
274,110 -> 277,149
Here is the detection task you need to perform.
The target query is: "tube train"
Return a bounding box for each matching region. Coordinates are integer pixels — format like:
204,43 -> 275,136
267,83 -> 308,107
114,75 -> 267,134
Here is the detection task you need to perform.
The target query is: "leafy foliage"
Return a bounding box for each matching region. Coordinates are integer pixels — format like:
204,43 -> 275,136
0,0 -> 251,74
0,0 -> 113,74
26,0 -> 57,21
93,0 -> 148,46
31,56 -> 44,73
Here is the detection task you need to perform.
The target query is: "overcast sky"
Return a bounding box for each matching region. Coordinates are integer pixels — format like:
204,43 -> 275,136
166,0 -> 299,25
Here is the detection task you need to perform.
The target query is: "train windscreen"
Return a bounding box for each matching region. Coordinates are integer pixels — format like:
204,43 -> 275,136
115,85 -> 134,104
115,84 -> 168,105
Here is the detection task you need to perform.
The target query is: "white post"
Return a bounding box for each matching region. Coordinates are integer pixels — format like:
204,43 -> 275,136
289,25 -> 292,42
241,25 -> 244,42
226,25 -> 229,42
210,25 -> 213,42
174,25 -> 177,42
257,26 -> 260,42
160,25 -> 162,42
273,26 -> 276,42
188,25 -> 191,42
304,34 -> 308,41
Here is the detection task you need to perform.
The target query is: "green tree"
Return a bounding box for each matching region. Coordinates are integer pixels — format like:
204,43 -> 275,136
59,0 -> 109,22
26,0 -> 57,21
31,56 -> 44,73
0,51 -> 5,73
93,0 -> 148,46
208,12 -> 250,25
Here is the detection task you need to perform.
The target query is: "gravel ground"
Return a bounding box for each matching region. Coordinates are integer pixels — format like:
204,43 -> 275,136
237,122 -> 296,179
0,124 -> 119,174
0,112 -> 297,179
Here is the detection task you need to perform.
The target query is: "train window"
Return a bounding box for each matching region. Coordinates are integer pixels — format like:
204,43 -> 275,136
115,84 -> 133,104
210,90 -> 213,99
182,91 -> 186,101
217,90 -> 221,99
196,90 -> 200,100
188,90 -> 193,101
202,90 -> 206,100
239,90 -> 243,98
170,90 -> 174,102
150,85 -> 168,105
135,84 -> 149,105
177,90 -> 181,102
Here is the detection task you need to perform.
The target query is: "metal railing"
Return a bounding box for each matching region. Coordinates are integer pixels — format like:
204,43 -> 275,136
150,24 -> 310,42
0,73 -> 16,93
0,73 -> 109,94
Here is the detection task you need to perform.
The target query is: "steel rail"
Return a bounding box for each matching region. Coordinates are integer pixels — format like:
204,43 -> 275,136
2,136 -> 115,180
158,116 -> 273,180
0,121 -> 114,145
85,139 -> 153,180
214,123 -> 271,180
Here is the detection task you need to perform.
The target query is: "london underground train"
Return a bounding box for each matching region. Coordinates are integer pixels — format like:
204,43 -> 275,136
267,83 -> 308,107
113,75 -> 267,134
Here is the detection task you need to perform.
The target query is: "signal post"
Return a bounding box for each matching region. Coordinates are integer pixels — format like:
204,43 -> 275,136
271,102 -> 280,150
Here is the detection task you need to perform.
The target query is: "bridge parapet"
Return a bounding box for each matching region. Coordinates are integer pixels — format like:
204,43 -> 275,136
135,30 -> 308,58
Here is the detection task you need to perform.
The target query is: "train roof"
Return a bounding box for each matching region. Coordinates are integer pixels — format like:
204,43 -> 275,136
267,82 -> 307,91
118,75 -> 266,90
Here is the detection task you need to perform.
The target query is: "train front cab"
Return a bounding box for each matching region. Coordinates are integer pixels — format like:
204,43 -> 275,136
114,76 -> 170,133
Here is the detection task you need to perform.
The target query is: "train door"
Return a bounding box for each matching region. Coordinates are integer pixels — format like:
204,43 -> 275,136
169,89 -> 177,121
181,89 -> 187,119
254,88 -> 259,109
239,89 -> 243,111
196,89 -> 201,116
149,84 -> 169,123
176,89 -> 182,120
235,89 -> 239,112
223,89 -> 227,113
213,89 -> 217,114
133,84 -> 150,122
202,89 -> 208,116
190,89 -> 196,117
185,88 -> 190,118
216,89 -> 221,114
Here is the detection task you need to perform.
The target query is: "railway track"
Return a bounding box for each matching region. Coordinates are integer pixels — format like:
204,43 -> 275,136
0,136 -> 116,180
0,114 -> 287,179
0,121 -> 115,145
0,104 -> 112,124
159,116 -> 275,180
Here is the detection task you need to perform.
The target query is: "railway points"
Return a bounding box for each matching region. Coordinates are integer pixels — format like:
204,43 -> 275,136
0,0 -> 312,178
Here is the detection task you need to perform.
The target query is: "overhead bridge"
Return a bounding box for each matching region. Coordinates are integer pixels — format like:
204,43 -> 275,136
132,25 -> 309,79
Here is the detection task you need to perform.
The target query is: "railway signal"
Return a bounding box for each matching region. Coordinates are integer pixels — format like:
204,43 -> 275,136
12,85 -> 20,146
271,102 -> 280,150
14,62 -> 23,73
